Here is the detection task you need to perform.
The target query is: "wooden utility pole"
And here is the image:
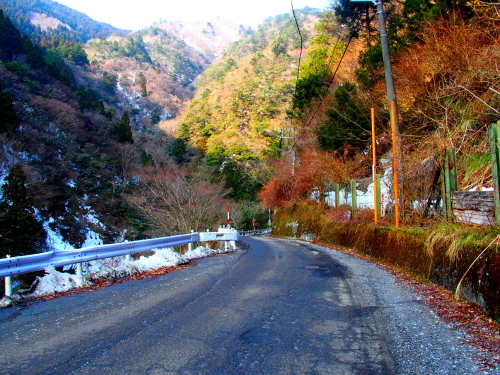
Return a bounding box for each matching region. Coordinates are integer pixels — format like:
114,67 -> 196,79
377,0 -> 403,225
442,147 -> 458,220
352,0 -> 403,225
489,122 -> 500,225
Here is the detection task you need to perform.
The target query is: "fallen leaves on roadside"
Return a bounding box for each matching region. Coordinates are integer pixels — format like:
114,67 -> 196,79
391,271 -> 500,371
315,240 -> 500,371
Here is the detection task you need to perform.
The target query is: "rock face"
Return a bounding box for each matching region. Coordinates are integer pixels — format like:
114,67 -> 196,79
28,11 -> 72,31
451,191 -> 495,225
156,19 -> 252,59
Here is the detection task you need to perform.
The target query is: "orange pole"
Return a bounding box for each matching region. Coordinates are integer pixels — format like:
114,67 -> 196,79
391,101 -> 400,228
371,108 -> 378,224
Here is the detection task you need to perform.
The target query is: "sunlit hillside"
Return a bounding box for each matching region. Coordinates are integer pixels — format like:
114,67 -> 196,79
176,9 -> 321,200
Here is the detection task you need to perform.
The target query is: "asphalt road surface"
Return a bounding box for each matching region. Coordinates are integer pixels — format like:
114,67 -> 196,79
0,236 -> 489,374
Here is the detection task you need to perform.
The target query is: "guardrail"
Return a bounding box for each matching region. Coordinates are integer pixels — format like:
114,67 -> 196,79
238,228 -> 272,236
1,230 -> 238,297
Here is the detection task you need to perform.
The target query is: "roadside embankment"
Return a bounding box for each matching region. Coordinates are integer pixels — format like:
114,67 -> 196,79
272,203 -> 500,322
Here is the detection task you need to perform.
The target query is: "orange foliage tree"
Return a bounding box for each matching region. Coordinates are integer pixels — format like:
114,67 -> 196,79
259,147 -> 368,209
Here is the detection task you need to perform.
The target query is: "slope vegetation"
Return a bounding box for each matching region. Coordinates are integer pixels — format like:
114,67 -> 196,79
260,1 -> 500,218
0,0 -> 125,42
178,9 -> 321,200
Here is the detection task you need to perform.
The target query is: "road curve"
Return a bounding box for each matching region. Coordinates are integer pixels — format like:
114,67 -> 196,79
0,236 -> 488,374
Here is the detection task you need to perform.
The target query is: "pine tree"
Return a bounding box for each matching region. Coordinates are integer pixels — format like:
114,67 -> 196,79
169,138 -> 187,164
0,164 -> 47,257
0,89 -> 19,133
137,72 -> 147,97
315,82 -> 371,151
140,149 -> 155,166
0,10 -> 24,61
114,111 -> 134,143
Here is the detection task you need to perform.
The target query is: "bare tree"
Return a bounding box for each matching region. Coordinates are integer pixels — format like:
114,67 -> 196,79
128,167 -> 230,236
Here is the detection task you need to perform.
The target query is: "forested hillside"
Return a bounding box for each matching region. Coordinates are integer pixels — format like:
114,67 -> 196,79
0,0 -> 125,43
0,8 -> 240,257
0,0 -> 295,259
3,0 -> 499,260
178,8 -> 321,201
85,25 -> 209,126
0,7 -> 147,257
258,0 -> 500,222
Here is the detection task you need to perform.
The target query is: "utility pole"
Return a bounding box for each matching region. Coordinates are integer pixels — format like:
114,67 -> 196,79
351,0 -> 403,225
280,127 -> 297,174
374,0 -> 397,112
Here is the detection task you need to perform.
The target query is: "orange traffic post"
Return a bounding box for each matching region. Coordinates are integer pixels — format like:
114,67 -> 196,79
371,108 -> 379,224
391,101 -> 401,228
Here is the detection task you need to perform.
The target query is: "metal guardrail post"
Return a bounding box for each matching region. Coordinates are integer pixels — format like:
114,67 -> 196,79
4,255 -> 12,297
5,275 -> 12,297
76,262 -> 83,287
188,230 -> 194,252
125,241 -> 132,261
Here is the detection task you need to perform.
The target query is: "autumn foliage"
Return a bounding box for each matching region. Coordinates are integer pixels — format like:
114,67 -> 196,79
259,147 -> 367,208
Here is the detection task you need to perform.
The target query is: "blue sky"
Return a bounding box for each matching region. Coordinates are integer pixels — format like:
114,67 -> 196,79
54,0 -> 332,30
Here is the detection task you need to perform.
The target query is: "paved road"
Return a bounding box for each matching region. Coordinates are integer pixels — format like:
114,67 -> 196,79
0,236 -> 487,374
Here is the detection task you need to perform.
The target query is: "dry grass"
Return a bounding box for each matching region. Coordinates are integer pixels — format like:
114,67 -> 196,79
424,224 -> 500,262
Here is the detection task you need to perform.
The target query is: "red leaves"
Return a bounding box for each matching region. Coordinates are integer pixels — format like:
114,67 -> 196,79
317,240 -> 500,370
393,269 -> 500,370
259,147 -> 368,209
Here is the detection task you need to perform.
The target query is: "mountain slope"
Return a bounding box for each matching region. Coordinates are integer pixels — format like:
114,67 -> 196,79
177,9 -> 321,200
157,19 -> 252,60
84,25 -> 212,132
0,7 -> 255,251
0,11 -> 176,249
180,10 -> 320,153
0,0 -> 125,43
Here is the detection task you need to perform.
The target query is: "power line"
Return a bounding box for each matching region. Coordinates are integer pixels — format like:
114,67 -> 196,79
288,0 -> 304,173
290,0 -> 304,86
305,16 -> 362,129
288,3 -> 362,130
287,5 -> 360,171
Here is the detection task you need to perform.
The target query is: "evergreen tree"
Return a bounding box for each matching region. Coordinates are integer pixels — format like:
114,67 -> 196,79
315,82 -> 371,151
150,107 -> 161,124
22,36 -> 46,70
222,160 -> 261,201
137,72 -> 147,97
114,111 -> 134,143
140,149 -> 155,166
0,164 -> 47,257
0,10 -> 23,61
77,86 -> 105,112
292,72 -> 327,117
169,138 -> 187,164
102,72 -> 117,93
0,89 -> 19,133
